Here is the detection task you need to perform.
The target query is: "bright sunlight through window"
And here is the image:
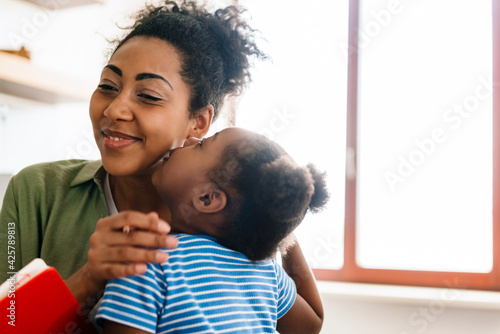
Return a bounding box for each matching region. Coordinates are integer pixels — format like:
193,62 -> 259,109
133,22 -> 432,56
356,0 -> 493,272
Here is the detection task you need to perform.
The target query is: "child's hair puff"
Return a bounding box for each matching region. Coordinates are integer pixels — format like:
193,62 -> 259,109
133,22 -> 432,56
210,132 -> 329,261
256,156 -> 327,222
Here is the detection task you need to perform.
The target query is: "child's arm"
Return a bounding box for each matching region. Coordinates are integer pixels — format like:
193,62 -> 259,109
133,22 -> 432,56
276,234 -> 324,334
102,320 -> 150,334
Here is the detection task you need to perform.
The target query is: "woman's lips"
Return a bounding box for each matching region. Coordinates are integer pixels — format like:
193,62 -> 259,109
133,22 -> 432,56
102,129 -> 141,150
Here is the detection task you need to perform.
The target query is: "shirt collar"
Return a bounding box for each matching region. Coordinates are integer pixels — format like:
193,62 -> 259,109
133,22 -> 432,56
70,160 -> 106,189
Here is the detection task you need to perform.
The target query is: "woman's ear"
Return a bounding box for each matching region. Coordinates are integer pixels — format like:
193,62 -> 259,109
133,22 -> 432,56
188,104 -> 214,139
192,183 -> 227,214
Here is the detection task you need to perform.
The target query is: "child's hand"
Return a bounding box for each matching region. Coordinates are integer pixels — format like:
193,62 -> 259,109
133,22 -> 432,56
277,236 -> 324,334
278,233 -> 298,256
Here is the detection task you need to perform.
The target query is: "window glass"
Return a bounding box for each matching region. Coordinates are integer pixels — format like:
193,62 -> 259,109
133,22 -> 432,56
357,0 -> 493,272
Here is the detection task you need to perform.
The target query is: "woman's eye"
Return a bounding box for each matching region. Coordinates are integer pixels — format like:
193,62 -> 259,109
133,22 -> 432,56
97,84 -> 116,91
138,93 -> 162,102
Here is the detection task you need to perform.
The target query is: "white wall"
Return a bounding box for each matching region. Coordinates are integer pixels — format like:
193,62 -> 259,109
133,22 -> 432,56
319,282 -> 500,334
0,95 -> 98,174
0,0 -> 117,173
321,296 -> 500,334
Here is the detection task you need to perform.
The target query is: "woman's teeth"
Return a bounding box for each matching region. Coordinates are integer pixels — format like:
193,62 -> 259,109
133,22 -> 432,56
106,135 -> 124,142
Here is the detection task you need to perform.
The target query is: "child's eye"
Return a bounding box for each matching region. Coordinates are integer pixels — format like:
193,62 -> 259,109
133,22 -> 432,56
138,93 -> 162,102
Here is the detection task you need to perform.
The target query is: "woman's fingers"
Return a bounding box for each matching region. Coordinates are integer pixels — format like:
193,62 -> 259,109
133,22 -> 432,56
96,211 -> 170,234
87,210 -> 178,282
88,247 -> 168,280
91,228 -> 176,248
92,211 -> 178,249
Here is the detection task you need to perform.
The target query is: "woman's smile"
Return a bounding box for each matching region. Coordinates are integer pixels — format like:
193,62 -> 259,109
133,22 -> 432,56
102,129 -> 142,150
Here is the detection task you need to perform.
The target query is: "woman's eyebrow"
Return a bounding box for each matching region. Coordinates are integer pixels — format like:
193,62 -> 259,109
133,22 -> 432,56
136,73 -> 174,91
103,65 -> 174,91
104,64 -> 122,76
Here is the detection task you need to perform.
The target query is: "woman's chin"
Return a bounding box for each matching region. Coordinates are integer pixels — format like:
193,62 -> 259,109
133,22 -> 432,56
101,159 -> 141,177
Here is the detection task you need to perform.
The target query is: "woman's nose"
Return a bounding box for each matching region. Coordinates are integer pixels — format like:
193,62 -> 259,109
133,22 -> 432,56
103,94 -> 134,122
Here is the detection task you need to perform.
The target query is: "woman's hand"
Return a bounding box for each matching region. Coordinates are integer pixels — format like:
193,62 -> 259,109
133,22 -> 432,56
88,211 -> 177,282
66,211 -> 178,305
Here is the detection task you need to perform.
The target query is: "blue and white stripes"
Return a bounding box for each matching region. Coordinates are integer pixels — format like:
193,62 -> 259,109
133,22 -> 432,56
96,233 -> 296,333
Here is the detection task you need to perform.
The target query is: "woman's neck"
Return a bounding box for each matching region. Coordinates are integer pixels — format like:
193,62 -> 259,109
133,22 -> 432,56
109,174 -> 171,222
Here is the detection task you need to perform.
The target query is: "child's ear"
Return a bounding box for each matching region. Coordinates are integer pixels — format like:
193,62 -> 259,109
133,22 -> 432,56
192,183 -> 227,213
188,105 -> 214,139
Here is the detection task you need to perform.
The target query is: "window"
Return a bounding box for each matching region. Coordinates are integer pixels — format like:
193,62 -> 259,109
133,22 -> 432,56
236,0 -> 499,290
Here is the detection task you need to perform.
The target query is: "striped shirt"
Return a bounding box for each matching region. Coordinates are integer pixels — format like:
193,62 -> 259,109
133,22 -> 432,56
95,233 -> 297,333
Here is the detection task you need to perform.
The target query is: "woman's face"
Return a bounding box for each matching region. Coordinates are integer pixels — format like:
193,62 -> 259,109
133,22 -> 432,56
89,36 -> 196,177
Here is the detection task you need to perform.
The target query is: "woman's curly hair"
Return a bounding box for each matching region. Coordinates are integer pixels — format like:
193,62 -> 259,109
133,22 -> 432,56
112,0 -> 266,119
208,131 -> 330,261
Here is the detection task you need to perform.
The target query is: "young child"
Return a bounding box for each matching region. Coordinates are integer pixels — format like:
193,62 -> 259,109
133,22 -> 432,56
95,127 -> 329,334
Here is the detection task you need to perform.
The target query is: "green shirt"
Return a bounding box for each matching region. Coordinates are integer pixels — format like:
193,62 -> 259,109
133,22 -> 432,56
0,160 -> 109,283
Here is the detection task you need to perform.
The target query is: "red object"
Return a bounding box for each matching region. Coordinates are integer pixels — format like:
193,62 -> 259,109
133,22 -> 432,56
0,267 -> 98,334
